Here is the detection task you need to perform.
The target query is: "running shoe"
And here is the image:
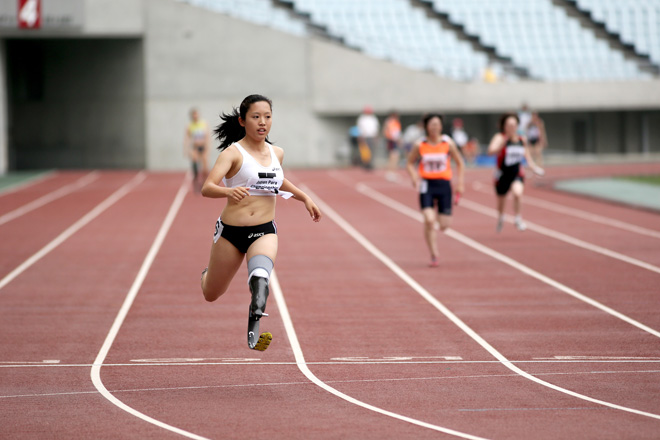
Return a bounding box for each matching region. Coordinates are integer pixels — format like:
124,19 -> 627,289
429,256 -> 439,268
496,217 -> 504,233
515,218 -> 527,231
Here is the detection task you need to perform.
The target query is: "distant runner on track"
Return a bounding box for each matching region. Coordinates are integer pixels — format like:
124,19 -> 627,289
199,94 -> 321,351
407,114 -> 465,267
488,112 -> 544,233
184,108 -> 211,192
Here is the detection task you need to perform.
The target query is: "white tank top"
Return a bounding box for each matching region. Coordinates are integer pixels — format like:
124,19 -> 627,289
223,142 -> 292,198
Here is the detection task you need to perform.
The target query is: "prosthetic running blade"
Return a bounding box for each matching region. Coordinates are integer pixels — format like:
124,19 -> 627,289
247,310 -> 271,351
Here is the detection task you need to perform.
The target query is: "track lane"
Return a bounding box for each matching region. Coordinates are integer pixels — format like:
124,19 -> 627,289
0,171 -> 57,200
0,171 -> 80,215
463,183 -> 660,268
95,174 -> 463,439
354,170 -> 660,331
286,169 -> 660,437
0,171 -> 142,280
0,173 -> 188,439
3,165 -> 659,439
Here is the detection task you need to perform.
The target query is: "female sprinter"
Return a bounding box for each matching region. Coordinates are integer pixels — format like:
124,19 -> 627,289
488,113 -> 544,233
200,94 -> 321,351
407,114 -> 465,267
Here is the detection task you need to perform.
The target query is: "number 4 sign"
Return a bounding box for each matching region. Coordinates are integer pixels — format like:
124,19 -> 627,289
18,0 -> 41,29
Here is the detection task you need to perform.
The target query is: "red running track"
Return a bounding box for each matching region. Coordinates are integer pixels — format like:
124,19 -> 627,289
1,164 -> 659,439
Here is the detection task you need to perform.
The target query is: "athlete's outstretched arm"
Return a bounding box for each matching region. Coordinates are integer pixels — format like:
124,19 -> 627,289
522,137 -> 544,175
406,142 -> 421,188
280,178 -> 322,222
488,133 -> 506,155
201,147 -> 250,201
448,140 -> 465,195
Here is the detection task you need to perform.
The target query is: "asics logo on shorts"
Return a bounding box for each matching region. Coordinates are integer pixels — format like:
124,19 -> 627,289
248,232 -> 265,239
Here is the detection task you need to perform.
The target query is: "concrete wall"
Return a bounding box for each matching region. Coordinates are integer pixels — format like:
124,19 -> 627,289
83,0 -> 144,35
143,0 -> 318,169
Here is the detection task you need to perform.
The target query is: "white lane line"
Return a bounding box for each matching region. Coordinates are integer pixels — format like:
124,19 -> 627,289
471,180 -> 660,240
0,171 -> 56,197
356,183 -> 660,340
90,174 -> 209,440
270,272 -> 490,440
303,184 -> 660,421
4,359 -> 660,368
0,172 -> 147,292
457,197 -> 660,275
5,370 -> 660,400
0,171 -> 100,226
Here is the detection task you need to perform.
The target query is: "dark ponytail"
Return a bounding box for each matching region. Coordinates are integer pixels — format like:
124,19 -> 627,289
214,94 -> 273,151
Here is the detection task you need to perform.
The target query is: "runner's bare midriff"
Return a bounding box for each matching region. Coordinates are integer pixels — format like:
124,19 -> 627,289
221,195 -> 276,226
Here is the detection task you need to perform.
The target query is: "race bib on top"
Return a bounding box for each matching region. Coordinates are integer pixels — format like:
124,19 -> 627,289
245,177 -> 293,199
421,153 -> 448,174
504,145 -> 525,167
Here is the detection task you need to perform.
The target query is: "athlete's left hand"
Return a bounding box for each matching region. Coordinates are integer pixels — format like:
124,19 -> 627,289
305,199 -> 322,222
533,166 -> 545,176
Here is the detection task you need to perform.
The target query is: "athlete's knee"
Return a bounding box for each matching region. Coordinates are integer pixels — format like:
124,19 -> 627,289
247,255 -> 274,284
512,182 -> 524,196
422,211 -> 435,226
247,255 -> 273,315
202,283 -> 227,302
202,286 -> 221,302
438,217 -> 451,231
201,270 -> 228,302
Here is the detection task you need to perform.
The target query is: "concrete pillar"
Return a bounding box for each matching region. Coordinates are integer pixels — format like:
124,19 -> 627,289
0,40 -> 6,175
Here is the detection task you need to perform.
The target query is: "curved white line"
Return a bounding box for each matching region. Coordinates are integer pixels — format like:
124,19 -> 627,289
90,174 -> 208,440
270,272 -> 490,440
0,171 -> 99,226
303,184 -> 660,421
0,172 -> 146,292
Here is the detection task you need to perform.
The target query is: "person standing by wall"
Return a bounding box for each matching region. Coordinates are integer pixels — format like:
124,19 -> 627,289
451,118 -> 469,156
526,112 -> 548,168
356,106 -> 379,170
383,110 -> 402,180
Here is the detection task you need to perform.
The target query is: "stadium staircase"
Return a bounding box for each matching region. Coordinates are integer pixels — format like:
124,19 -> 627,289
411,0 -> 532,79
554,0 -> 660,76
